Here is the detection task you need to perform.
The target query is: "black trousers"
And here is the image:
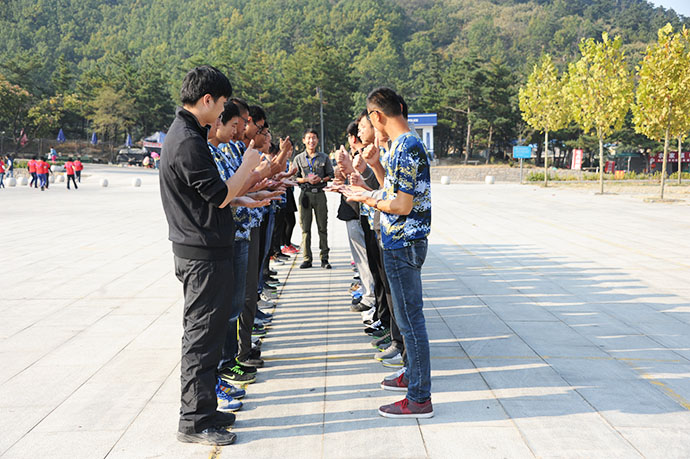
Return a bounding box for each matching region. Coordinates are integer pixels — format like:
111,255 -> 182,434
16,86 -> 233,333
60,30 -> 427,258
360,216 -> 404,349
174,256 -> 234,434
76,170 -> 81,182
67,174 -> 78,189
238,226 -> 261,361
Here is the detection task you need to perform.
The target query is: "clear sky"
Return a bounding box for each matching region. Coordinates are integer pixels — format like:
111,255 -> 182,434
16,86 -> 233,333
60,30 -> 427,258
650,1 -> 690,17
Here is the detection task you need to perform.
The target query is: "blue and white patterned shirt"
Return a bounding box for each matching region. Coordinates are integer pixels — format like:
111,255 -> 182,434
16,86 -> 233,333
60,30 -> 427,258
381,132 -> 431,250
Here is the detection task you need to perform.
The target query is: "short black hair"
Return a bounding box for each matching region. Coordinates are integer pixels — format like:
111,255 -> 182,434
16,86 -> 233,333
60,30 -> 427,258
346,121 -> 361,143
357,108 -> 370,125
220,99 -> 240,125
366,87 -> 402,117
398,94 -> 408,119
180,65 -> 232,105
303,128 -> 319,139
269,142 -> 279,155
231,97 -> 249,113
248,105 -> 266,123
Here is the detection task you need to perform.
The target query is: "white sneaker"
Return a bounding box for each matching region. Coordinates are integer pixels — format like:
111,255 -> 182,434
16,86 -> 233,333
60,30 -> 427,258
384,367 -> 406,381
361,308 -> 376,323
382,353 -> 404,367
258,298 -> 275,309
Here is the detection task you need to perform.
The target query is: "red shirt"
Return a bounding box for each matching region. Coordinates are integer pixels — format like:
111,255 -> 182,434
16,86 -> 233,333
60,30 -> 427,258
74,160 -> 83,171
41,162 -> 50,174
28,159 -> 36,173
65,161 -> 74,175
35,160 -> 44,174
0,161 -> 5,173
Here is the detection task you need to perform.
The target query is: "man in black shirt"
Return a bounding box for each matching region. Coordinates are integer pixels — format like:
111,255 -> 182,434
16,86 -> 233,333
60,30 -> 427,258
294,128 -> 334,269
159,66 -> 261,446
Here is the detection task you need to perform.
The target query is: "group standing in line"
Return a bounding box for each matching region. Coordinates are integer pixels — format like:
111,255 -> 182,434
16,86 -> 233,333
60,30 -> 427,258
159,65 -> 432,447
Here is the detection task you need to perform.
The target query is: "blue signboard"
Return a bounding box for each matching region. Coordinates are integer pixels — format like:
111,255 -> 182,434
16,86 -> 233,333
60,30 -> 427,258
513,146 -> 532,159
408,113 -> 437,126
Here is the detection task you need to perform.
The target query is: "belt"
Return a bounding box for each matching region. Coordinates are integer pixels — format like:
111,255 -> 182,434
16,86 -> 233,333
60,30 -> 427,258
302,187 -> 323,193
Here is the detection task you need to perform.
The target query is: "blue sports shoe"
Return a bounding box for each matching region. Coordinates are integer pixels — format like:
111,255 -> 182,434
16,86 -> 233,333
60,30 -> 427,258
216,385 -> 242,412
217,377 -> 246,399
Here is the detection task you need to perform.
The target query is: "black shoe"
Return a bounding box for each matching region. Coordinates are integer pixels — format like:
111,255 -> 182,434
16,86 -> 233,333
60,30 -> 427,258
219,364 -> 256,383
238,356 -> 264,368
352,296 -> 362,305
351,302 -> 372,313
276,253 -> 290,260
268,269 -> 277,276
263,283 -> 277,292
213,411 -> 236,427
177,427 -> 236,446
252,324 -> 267,337
266,276 -> 280,284
300,261 -> 312,269
371,327 -> 390,338
249,347 -> 262,360
321,260 -> 332,269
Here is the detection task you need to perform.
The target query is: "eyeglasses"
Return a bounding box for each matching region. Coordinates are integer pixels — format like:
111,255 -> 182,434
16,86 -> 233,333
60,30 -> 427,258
254,120 -> 266,134
366,110 -> 381,121
239,115 -> 249,124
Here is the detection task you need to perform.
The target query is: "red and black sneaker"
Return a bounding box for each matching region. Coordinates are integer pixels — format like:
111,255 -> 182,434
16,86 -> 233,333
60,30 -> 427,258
380,372 -> 409,391
378,398 -> 434,419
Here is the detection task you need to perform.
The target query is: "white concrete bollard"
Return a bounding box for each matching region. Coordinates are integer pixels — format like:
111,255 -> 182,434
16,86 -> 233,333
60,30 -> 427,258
7,177 -> 17,187
51,165 -> 58,172
49,175 -> 55,183
100,178 -> 109,188
440,176 -> 451,185
58,175 -> 65,183
485,175 -> 495,185
19,176 -> 28,186
132,177 -> 142,187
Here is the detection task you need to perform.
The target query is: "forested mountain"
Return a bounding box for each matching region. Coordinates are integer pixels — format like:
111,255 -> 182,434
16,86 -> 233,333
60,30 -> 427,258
0,0 -> 687,156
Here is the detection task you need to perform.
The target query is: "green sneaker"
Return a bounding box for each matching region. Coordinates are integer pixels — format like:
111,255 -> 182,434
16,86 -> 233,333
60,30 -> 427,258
371,333 -> 392,348
219,364 -> 256,384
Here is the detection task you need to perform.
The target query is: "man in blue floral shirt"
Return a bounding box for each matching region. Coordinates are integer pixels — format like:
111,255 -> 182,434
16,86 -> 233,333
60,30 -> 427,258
346,87 -> 433,419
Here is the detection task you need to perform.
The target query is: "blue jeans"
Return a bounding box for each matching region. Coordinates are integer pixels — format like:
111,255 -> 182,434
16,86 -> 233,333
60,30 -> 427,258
257,207 -> 275,294
218,238 -> 249,370
383,238 -> 431,403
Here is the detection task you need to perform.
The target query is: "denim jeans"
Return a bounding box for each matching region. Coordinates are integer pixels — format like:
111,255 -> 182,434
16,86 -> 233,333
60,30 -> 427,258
257,207 -> 275,295
219,238 -> 249,370
383,238 -> 430,403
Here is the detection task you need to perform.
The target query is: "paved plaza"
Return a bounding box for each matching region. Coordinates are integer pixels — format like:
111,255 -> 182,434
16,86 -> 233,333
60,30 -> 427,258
2,166 -> 690,458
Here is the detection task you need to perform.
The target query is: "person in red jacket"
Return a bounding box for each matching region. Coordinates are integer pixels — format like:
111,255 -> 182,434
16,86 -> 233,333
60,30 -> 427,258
28,156 -> 38,188
36,157 -> 47,190
0,158 -> 5,189
42,157 -> 52,189
65,158 -> 78,190
74,157 -> 83,182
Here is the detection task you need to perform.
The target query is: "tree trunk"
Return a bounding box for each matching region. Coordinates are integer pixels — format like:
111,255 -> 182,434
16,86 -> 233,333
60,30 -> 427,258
464,97 -> 471,166
661,128 -> 669,200
599,136 -> 604,194
486,125 -> 493,165
678,136 -> 682,185
544,131 -> 549,187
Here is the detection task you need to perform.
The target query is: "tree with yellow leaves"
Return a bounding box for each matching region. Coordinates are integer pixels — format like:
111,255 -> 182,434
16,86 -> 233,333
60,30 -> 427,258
519,54 -> 569,187
632,24 -> 690,199
566,33 -> 634,195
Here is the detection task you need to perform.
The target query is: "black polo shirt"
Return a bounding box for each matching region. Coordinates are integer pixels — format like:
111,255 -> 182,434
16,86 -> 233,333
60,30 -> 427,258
159,107 -> 235,260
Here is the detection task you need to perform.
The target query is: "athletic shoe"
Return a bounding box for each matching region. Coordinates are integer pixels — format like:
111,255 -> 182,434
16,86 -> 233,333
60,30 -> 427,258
352,296 -> 362,305
252,324 -> 267,337
281,246 -> 292,255
251,336 -> 262,346
272,257 -> 285,265
382,353 -> 404,367
249,347 -> 261,360
259,292 -> 275,303
216,385 -> 242,412
370,327 -> 390,338
377,341 -> 392,351
371,333 -> 392,348
380,372 -> 409,392
268,268 -> 278,276
349,282 -> 360,292
238,356 -> 264,368
375,343 -> 401,361
177,427 -> 236,446
384,367 -> 407,381
378,398 -> 433,419
266,275 -> 280,283
219,364 -> 256,384
351,302 -> 372,313
321,260 -> 332,269
276,252 -> 290,260
217,377 -> 246,399
361,307 -> 376,323
364,322 -> 385,335
258,298 -> 275,309
233,360 -> 258,374
263,283 -> 277,293
300,261 -> 312,269
287,245 -> 300,253
353,273 -> 360,280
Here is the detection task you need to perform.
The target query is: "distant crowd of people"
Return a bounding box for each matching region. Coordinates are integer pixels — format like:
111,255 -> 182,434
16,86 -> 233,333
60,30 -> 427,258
160,66 -> 432,447
0,154 -> 83,190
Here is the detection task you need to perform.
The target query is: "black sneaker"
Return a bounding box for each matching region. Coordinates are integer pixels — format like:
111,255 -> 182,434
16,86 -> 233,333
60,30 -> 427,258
263,283 -> 277,292
352,296 -> 362,305
268,269 -> 277,276
219,364 -> 256,384
371,333 -> 392,348
249,347 -> 262,359
252,324 -> 267,337
364,323 -> 386,335
213,411 -> 236,427
321,260 -> 332,269
300,261 -> 312,269
266,276 -> 280,284
238,356 -> 264,368
177,427 -> 236,446
351,302 -> 372,313
371,327 -> 390,338
276,253 -> 290,260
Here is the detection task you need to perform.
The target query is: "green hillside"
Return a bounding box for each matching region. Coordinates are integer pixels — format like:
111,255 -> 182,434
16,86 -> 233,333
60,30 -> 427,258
0,0 -> 687,155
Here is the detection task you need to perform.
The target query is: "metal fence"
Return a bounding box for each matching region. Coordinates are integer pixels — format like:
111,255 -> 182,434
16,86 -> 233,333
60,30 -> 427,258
0,135 -> 120,163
